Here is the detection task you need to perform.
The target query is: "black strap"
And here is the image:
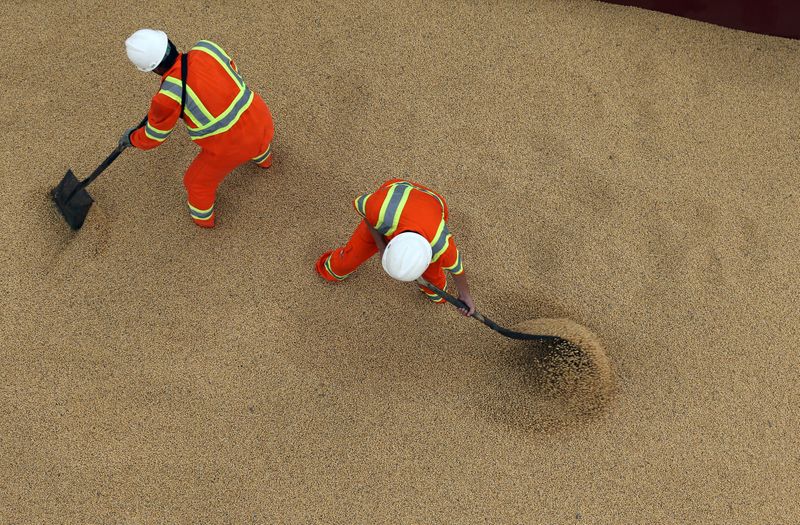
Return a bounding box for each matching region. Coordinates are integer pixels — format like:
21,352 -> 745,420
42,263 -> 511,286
180,52 -> 188,118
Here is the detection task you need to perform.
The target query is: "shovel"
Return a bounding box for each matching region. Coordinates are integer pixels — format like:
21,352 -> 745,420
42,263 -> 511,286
52,117 -> 146,230
416,277 -> 565,344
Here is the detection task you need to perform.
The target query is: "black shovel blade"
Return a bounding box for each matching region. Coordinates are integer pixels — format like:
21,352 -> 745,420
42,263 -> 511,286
52,169 -> 93,230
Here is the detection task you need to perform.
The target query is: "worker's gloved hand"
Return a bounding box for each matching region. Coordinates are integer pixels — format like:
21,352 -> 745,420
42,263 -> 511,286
118,126 -> 138,149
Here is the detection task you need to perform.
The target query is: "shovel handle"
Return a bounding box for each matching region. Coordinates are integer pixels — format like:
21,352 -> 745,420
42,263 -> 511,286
416,277 -> 563,343
416,277 -> 489,325
65,144 -> 126,203
65,116 -> 148,202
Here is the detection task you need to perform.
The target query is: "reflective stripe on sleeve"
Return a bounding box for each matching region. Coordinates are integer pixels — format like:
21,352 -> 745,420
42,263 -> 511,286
421,286 -> 446,302
430,221 -> 451,262
354,193 -> 370,217
144,120 -> 172,142
443,250 -> 463,274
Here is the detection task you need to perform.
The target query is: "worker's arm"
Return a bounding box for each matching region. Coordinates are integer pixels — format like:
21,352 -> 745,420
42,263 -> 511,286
451,271 -> 475,317
130,91 -> 182,150
353,190 -> 388,253
366,221 -> 387,255
438,240 -> 474,316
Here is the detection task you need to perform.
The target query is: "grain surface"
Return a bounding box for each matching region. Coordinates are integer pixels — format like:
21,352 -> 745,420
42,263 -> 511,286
2,1 -> 799,522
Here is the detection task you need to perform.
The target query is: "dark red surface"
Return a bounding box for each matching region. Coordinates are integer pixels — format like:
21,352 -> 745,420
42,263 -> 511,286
602,0 -> 800,39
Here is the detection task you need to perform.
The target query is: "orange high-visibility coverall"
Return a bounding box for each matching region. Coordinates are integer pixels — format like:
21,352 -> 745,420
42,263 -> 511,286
315,179 -> 464,301
131,40 -> 274,227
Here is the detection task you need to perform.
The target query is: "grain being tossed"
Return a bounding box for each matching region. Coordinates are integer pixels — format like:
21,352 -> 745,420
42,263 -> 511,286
122,29 -> 275,228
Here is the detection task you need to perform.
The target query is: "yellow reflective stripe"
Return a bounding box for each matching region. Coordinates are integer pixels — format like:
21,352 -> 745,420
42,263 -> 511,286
384,187 -> 412,236
192,41 -> 244,89
188,202 -> 214,220
190,90 -> 253,140
375,183 -> 413,235
252,143 -> 272,163
158,86 -> 202,128
431,233 -> 452,263
430,220 -> 447,258
443,250 -> 463,274
194,40 -> 233,61
183,85 -> 214,121
354,193 -> 370,217
421,287 -> 445,302
324,254 -> 349,280
376,185 -> 398,231
144,122 -> 172,142
158,87 -> 180,103
160,77 -> 214,123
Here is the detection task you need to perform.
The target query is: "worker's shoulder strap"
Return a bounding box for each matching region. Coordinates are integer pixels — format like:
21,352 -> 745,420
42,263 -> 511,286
156,55 -> 189,119
180,53 -> 188,119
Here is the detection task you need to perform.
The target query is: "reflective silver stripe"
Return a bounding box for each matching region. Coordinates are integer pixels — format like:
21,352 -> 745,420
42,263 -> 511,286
430,224 -> 450,257
188,88 -> 253,139
192,41 -> 244,88
375,183 -> 413,235
145,121 -> 171,141
188,204 -> 214,220
420,285 -> 446,302
444,251 -> 463,274
354,194 -> 369,216
324,254 -> 349,280
252,143 -> 272,163
159,79 -> 211,126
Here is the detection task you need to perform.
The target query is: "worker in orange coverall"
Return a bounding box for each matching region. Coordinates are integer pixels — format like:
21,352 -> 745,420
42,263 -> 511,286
316,178 -> 476,316
120,29 -> 274,228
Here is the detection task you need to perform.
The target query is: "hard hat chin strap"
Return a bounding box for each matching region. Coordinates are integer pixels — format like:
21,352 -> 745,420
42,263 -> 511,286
154,40 -> 179,75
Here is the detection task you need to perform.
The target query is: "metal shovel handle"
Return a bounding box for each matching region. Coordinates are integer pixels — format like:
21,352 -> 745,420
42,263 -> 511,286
65,144 -> 126,203
416,277 -> 562,343
65,116 -> 148,203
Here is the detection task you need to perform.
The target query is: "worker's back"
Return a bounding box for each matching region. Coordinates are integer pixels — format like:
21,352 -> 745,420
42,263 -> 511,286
160,40 -> 272,155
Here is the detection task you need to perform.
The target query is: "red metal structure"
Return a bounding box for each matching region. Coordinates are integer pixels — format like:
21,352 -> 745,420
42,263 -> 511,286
602,0 -> 800,39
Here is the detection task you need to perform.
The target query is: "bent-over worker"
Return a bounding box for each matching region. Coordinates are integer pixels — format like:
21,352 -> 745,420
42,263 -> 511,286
122,29 -> 274,228
316,178 -> 475,316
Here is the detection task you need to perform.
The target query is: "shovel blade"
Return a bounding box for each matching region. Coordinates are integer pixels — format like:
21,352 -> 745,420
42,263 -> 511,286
52,169 -> 93,230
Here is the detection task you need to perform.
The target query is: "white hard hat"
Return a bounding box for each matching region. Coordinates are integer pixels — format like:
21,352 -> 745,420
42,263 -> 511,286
125,29 -> 169,72
381,232 -> 432,282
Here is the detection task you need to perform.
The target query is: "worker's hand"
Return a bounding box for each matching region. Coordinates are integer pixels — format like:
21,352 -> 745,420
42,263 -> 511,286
118,126 -> 137,149
457,293 -> 476,317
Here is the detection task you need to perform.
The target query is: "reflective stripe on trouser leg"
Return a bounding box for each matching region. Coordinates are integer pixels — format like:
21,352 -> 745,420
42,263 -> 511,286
323,220 -> 380,280
252,142 -> 272,166
183,149 -> 246,222
418,268 -> 447,303
188,202 -> 214,222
